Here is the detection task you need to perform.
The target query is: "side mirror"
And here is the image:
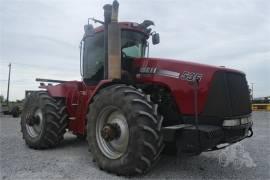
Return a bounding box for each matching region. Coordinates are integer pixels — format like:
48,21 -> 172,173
84,24 -> 95,37
152,33 -> 160,45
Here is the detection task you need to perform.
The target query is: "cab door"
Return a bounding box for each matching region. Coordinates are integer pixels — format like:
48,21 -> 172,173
82,32 -> 105,84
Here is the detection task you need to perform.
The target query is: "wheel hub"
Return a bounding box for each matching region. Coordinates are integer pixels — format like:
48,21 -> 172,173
101,123 -> 121,142
27,116 -> 40,126
96,107 -> 129,159
25,108 -> 44,138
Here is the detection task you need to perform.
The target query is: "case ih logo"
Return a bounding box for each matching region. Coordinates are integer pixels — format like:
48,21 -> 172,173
139,67 -> 203,82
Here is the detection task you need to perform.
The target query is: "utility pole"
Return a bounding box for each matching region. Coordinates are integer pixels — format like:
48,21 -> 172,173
251,83 -> 254,101
6,63 -> 11,106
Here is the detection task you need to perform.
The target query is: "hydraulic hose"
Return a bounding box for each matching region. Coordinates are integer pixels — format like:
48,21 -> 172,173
192,77 -> 201,153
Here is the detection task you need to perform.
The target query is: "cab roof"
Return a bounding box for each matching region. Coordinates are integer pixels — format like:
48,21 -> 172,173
94,22 -> 149,36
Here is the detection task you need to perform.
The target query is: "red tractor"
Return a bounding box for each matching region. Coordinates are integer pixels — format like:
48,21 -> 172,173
21,1 -> 253,176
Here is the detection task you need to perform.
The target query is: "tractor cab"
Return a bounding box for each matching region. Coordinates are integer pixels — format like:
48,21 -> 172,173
81,21 -> 160,84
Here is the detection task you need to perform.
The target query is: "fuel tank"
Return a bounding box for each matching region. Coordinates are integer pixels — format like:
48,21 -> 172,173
133,58 -> 251,118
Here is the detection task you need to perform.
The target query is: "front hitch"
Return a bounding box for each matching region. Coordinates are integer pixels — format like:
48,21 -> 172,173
247,127 -> 253,138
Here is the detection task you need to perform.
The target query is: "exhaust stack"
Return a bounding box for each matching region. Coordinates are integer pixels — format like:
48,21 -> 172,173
104,0 -> 121,80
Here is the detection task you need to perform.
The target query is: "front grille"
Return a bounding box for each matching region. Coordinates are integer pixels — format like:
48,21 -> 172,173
202,71 -> 251,118
207,129 -> 224,139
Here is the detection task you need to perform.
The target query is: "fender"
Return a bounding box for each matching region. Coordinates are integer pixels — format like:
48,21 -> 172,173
40,79 -> 128,134
72,79 -> 135,134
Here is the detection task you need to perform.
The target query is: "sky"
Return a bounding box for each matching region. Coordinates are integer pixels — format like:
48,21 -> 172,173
0,0 -> 269,100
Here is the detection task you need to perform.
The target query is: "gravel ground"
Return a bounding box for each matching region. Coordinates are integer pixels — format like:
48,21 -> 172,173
0,112 -> 269,180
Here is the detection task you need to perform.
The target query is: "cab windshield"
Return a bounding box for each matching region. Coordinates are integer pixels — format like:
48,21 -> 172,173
121,30 -> 147,58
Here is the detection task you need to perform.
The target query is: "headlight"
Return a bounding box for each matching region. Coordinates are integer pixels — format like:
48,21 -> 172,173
241,117 -> 253,124
241,118 -> 248,124
247,116 -> 252,123
223,117 -> 252,127
223,119 -> 240,126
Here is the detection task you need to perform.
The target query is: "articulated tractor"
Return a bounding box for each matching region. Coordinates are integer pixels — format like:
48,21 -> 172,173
21,1 -> 253,176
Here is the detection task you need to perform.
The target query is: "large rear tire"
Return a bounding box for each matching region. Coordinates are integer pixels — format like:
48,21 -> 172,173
87,84 -> 164,176
21,91 -> 68,149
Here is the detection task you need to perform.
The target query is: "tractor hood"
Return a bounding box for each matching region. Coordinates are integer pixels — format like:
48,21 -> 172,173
133,57 -> 248,116
134,57 -> 244,77
133,57 -> 245,85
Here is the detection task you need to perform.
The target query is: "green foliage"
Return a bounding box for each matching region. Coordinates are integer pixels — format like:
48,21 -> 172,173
0,95 -> 4,103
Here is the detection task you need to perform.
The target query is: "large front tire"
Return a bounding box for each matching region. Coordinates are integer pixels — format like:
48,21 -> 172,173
21,91 -> 68,149
87,84 -> 164,176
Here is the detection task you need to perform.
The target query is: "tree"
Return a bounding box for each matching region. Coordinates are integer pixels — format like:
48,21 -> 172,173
0,95 -> 4,103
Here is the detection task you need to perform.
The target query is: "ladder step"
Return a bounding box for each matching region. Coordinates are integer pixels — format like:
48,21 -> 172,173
69,117 -> 76,120
162,124 -> 193,130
